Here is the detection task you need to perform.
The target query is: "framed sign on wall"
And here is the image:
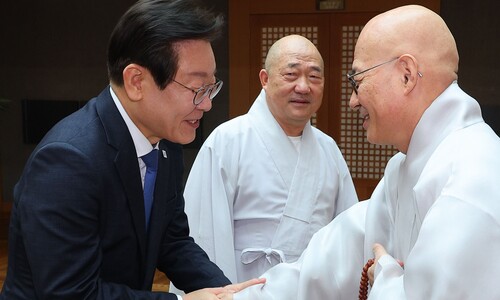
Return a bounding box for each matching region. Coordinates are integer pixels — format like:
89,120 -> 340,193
317,0 -> 345,10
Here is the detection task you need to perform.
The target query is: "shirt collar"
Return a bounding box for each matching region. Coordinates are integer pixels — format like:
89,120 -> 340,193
109,86 -> 154,158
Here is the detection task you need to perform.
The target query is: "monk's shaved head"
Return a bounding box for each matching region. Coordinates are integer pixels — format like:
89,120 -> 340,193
264,34 -> 324,75
350,5 -> 461,153
356,5 -> 458,84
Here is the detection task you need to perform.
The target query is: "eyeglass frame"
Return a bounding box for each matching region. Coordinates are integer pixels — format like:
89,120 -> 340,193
346,57 -> 423,95
172,77 -> 223,105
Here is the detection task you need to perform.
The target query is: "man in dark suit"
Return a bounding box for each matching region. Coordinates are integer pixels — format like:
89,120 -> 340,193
0,0 -> 263,299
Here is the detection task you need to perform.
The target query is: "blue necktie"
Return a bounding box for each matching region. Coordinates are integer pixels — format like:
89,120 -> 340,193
141,149 -> 158,230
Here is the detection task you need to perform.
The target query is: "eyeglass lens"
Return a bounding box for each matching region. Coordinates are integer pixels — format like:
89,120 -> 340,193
347,77 -> 358,94
194,80 -> 223,105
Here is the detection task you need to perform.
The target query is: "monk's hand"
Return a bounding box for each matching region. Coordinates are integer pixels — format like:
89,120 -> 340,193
224,277 -> 266,293
369,243 -> 388,286
370,243 -> 404,286
216,278 -> 266,300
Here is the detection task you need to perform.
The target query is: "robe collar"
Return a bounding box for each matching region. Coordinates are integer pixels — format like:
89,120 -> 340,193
248,89 -> 323,223
403,82 -> 483,216
384,82 -> 483,259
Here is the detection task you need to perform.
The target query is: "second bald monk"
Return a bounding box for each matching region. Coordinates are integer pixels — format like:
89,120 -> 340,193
182,34 -> 358,282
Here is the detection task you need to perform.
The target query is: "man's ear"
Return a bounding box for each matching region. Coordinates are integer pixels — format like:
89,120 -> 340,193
398,55 -> 420,95
122,64 -> 145,102
259,69 -> 269,89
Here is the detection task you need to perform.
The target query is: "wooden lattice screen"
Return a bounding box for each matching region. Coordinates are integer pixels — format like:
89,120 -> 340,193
251,15 -> 397,199
259,25 -> 396,180
339,25 -> 397,180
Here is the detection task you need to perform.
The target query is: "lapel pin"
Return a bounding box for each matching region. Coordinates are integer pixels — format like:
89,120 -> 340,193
162,150 -> 167,158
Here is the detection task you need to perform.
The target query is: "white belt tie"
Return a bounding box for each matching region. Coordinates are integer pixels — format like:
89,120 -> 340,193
240,248 -> 287,265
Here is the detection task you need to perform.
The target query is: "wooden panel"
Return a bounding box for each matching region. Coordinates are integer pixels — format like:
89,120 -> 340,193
228,1 -> 252,118
327,13 -> 377,141
232,11 -> 397,200
229,0 -> 440,118
228,0 -> 440,200
327,13 -> 398,200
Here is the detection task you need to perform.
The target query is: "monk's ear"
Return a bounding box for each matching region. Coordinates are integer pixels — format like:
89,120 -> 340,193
398,55 -> 421,95
259,69 -> 269,89
122,64 -> 146,102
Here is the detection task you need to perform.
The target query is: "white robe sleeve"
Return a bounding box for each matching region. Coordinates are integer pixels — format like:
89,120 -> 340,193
334,146 -> 359,214
169,140 -> 238,296
234,201 -> 368,300
185,143 -> 237,282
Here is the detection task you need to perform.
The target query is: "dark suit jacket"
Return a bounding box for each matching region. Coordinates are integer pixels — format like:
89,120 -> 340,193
0,87 -> 230,299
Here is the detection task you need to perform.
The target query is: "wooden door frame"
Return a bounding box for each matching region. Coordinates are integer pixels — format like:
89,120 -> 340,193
228,0 -> 440,118
228,0 -> 440,199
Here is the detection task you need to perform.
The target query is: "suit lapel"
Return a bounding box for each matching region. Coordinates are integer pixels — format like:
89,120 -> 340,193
115,149 -> 148,256
96,87 -> 147,259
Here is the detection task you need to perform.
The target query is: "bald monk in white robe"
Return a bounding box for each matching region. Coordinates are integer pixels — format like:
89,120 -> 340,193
181,35 -> 358,283
220,5 -> 500,300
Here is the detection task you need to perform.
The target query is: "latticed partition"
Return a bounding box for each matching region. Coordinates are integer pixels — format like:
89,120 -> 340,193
339,25 -> 397,180
259,26 -> 320,127
249,14 -> 395,198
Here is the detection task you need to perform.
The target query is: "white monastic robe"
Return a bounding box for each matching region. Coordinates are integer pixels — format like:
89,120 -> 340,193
234,83 -> 500,299
182,89 -> 358,283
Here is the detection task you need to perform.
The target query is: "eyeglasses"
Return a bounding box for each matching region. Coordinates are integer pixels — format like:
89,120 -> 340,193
172,78 -> 223,105
346,57 -> 399,95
